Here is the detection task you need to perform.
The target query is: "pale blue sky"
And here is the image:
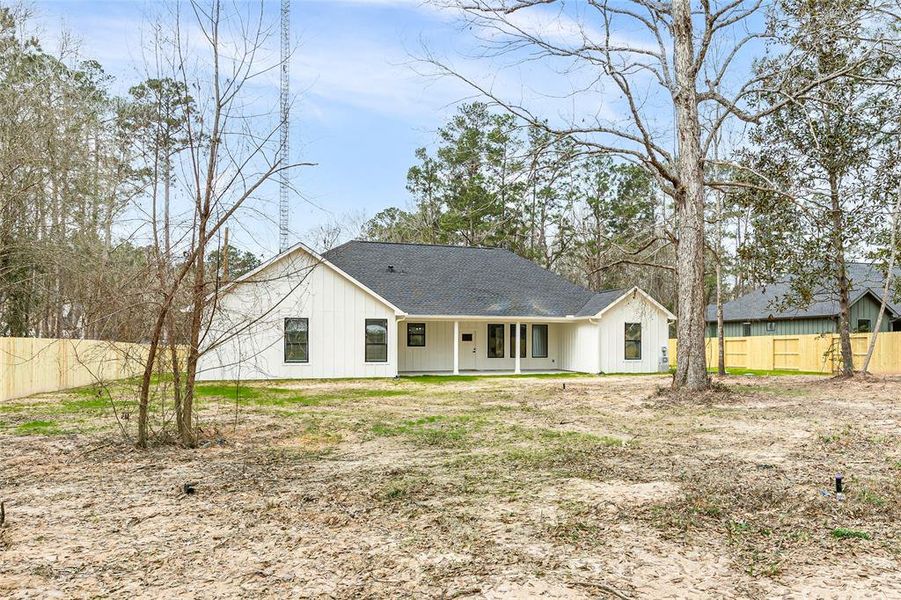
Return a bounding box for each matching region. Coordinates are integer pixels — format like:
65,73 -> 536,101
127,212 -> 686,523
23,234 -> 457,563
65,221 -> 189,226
34,0 -> 485,254
31,0 -> 763,256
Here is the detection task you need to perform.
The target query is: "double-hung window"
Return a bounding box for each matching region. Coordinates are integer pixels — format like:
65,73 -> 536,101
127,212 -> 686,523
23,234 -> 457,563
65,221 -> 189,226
531,324 -> 548,358
509,324 -> 527,358
487,324 -> 505,358
624,322 -> 642,360
365,319 -> 388,362
284,318 -> 309,363
407,323 -> 426,347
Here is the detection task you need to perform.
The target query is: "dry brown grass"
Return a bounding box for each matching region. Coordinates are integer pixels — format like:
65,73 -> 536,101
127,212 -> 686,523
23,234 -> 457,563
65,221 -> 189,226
1,373 -> 899,598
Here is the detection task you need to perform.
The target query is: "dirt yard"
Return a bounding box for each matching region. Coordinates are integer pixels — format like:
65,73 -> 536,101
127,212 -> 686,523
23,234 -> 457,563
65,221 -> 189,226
1,373 -> 899,599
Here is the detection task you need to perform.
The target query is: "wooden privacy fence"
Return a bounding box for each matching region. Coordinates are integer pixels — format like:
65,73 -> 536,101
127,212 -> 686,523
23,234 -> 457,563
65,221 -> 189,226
0,337 -> 154,402
668,332 -> 901,374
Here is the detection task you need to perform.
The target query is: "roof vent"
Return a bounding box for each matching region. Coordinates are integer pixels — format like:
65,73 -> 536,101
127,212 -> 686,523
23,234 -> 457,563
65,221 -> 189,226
387,265 -> 395,273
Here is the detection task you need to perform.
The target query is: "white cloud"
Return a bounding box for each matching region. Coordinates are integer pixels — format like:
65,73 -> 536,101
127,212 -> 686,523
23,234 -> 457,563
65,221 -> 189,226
292,35 -> 473,122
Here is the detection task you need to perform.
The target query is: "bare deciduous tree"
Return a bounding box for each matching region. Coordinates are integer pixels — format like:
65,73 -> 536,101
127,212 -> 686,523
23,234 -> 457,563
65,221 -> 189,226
427,0 -> 886,390
133,0 -> 311,447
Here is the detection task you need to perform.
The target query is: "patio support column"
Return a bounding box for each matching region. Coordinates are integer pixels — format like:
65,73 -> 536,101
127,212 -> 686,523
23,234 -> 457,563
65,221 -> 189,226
453,320 -> 460,375
515,321 -> 521,374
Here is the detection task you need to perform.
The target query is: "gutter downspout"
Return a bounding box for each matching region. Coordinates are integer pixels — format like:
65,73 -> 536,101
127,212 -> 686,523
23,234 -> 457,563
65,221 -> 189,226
588,316 -> 603,374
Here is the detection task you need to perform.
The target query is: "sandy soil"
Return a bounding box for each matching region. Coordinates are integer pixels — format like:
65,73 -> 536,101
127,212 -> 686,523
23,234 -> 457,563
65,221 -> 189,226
1,374 -> 899,599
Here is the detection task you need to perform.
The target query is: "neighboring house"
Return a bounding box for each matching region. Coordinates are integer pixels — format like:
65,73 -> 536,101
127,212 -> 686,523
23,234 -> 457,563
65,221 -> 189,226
707,262 -> 901,337
197,240 -> 675,380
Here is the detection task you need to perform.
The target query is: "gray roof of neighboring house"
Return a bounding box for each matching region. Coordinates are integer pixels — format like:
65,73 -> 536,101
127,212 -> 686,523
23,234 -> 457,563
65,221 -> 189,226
706,262 -> 901,322
323,240 -> 628,318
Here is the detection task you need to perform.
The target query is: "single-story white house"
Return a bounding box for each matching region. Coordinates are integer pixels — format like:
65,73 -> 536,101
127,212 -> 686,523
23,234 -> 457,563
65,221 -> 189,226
197,240 -> 675,380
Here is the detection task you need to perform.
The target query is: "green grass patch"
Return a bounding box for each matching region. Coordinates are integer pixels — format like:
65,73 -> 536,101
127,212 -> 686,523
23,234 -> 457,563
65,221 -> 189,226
376,475 -> 429,502
372,414 -> 486,447
195,382 -> 408,408
492,427 -> 630,480
858,489 -> 886,507
830,527 -> 870,540
401,372 -> 592,384
715,368 -> 826,377
193,382 -> 262,400
314,388 -> 409,402
535,428 -> 627,447
602,371 -> 672,377
732,383 -> 810,398
15,420 -> 65,435
263,395 -> 322,407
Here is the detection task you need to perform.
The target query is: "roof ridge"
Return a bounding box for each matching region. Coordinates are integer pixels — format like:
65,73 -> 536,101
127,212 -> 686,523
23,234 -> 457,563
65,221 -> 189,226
347,239 -> 500,251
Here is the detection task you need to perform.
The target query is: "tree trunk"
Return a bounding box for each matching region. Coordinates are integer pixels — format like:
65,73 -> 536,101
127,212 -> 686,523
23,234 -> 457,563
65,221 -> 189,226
713,140 -> 726,377
862,186 -> 900,373
138,314 -> 166,447
671,0 -> 709,391
179,213 -> 209,447
829,174 -> 854,376
716,257 -> 726,376
167,311 -> 184,434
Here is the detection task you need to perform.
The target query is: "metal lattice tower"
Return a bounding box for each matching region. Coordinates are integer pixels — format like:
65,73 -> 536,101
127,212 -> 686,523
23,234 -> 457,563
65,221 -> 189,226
278,0 -> 291,252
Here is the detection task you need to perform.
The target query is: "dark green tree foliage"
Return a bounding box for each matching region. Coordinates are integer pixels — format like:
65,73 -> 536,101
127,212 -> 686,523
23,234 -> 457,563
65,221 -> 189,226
206,245 -> 262,280
736,0 -> 898,375
363,103 -> 665,300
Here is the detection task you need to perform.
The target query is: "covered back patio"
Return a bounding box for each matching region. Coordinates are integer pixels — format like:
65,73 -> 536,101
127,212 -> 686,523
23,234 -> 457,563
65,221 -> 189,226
396,317 -> 590,375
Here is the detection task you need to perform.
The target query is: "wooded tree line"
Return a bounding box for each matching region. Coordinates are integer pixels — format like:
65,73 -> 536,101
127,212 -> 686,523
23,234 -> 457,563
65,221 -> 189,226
0,7 -> 263,342
0,2 -> 288,447
362,103 -> 674,302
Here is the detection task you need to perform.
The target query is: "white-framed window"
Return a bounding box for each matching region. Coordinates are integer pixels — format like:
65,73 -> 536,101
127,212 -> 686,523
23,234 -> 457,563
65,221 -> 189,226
284,318 -> 309,363
532,324 -> 548,358
407,323 -> 426,347
766,321 -> 776,333
487,324 -> 505,358
624,322 -> 642,360
365,319 -> 388,362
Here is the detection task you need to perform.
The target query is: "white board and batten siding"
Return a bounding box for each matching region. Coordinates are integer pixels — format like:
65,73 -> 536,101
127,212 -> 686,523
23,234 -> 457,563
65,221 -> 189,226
558,321 -> 600,373
197,248 -> 399,381
598,291 -> 670,373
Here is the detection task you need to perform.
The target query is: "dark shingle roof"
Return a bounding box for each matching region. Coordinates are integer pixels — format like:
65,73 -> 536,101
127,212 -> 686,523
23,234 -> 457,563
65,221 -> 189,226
706,263 -> 901,322
323,240 -> 624,317
574,288 -> 628,317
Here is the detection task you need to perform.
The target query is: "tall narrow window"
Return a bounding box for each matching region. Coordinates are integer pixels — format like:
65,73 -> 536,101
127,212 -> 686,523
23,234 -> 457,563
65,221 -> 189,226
509,324 -> 527,358
766,321 -> 776,333
742,322 -> 752,336
532,324 -> 548,358
407,323 -> 426,347
365,319 -> 388,362
284,318 -> 309,363
624,322 -> 642,360
487,324 -> 505,358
